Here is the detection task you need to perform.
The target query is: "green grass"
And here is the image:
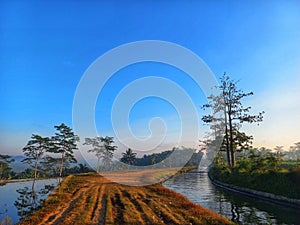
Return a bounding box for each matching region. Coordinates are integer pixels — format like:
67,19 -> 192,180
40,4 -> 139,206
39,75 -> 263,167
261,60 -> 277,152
278,161 -> 300,170
211,166 -> 300,199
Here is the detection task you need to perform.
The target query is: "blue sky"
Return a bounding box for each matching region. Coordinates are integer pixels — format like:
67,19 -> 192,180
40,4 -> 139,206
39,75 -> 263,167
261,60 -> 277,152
1,0 -> 300,155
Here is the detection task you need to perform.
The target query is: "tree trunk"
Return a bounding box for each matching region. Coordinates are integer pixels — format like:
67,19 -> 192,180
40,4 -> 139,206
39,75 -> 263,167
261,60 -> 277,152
97,156 -> 101,173
228,110 -> 235,168
224,104 -> 231,168
0,163 -> 3,178
34,156 -> 39,180
59,152 -> 65,178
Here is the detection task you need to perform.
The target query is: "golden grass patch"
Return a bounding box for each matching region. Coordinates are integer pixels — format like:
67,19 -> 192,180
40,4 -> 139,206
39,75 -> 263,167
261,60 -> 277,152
18,172 -> 234,225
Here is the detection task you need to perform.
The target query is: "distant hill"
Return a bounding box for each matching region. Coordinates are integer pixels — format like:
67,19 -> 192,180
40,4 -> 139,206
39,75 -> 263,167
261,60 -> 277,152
9,155 -> 29,172
8,154 -> 89,173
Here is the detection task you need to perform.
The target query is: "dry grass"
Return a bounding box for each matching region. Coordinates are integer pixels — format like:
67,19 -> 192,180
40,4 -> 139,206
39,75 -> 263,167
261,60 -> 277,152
18,171 -> 234,225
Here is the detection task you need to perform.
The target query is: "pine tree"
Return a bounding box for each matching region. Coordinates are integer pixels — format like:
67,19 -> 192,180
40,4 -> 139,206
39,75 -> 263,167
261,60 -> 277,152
50,123 -> 79,178
22,134 -> 50,187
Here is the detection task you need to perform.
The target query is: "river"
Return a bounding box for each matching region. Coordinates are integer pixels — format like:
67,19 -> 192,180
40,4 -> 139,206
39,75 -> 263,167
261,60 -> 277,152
164,169 -> 300,225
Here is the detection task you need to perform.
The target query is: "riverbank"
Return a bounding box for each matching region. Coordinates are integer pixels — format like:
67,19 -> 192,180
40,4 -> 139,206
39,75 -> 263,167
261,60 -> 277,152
18,171 -> 234,225
0,177 -> 59,184
208,170 -> 300,209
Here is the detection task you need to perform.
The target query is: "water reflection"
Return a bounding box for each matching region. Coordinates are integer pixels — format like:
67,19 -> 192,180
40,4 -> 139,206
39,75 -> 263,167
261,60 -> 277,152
0,179 -> 57,224
164,171 -> 300,225
14,184 -> 54,220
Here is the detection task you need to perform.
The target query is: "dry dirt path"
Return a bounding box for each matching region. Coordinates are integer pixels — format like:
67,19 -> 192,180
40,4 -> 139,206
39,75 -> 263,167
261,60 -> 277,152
18,170 -> 234,225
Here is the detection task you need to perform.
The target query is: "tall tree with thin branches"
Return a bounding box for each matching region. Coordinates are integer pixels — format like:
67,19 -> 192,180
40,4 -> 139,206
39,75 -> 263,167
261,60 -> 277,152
100,136 -> 117,170
202,73 -> 264,168
84,137 -> 105,173
85,136 -> 117,172
22,134 -> 50,188
50,123 -> 79,179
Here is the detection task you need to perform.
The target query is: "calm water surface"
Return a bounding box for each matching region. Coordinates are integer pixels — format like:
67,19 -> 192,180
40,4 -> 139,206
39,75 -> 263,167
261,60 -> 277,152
164,170 -> 300,225
0,179 -> 58,224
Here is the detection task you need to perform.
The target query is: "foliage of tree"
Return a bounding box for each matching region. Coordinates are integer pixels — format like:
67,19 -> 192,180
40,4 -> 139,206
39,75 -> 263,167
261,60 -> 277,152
85,136 -> 117,172
0,154 -> 14,163
210,148 -> 300,199
0,162 -> 12,179
84,137 -> 104,172
127,147 -> 201,168
48,123 -> 79,178
283,142 -> 300,161
133,150 -> 173,166
213,148 -> 285,174
120,148 -> 137,165
290,142 -> 300,151
22,135 -> 50,186
64,163 -> 94,175
0,155 -> 14,179
202,73 -> 264,168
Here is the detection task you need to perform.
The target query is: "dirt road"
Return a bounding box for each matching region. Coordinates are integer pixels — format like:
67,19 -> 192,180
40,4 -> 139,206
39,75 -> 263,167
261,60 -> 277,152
18,171 -> 233,225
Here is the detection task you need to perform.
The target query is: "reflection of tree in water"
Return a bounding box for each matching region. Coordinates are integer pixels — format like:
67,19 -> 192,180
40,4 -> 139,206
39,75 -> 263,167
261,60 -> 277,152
14,183 -> 54,220
220,191 -> 279,225
241,207 -> 274,225
230,202 -> 240,224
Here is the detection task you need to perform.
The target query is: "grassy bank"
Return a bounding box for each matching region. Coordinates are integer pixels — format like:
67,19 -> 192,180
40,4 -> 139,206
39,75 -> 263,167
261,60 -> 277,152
210,167 -> 300,199
18,172 -> 233,225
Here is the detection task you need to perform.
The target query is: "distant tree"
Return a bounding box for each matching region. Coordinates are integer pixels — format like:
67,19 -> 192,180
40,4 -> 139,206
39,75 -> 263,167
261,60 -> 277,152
289,142 -> 300,152
0,154 -> 14,163
100,136 -> 117,170
0,154 -> 14,179
274,146 -> 284,152
120,148 -> 137,165
49,123 -> 79,179
85,136 -> 117,172
84,137 -> 105,173
285,142 -> 300,161
274,146 -> 284,161
22,135 -> 50,187
77,163 -> 92,173
64,163 -> 93,174
202,73 -> 264,168
0,162 -> 12,179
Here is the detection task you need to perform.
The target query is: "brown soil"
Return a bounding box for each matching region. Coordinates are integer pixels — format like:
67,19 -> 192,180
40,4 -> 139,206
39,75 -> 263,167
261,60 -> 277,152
18,171 -> 234,225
